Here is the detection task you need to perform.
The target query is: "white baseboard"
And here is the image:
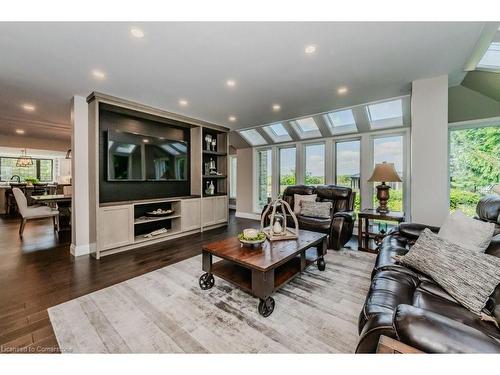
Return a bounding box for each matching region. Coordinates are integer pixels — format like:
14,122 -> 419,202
235,211 -> 260,220
70,242 -> 96,257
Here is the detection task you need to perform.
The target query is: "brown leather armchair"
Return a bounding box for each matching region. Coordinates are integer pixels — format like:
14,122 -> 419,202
357,194 -> 500,353
261,185 -> 356,250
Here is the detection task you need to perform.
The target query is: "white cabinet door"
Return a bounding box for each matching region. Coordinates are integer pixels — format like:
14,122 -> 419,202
202,197 -> 216,226
181,198 -> 201,231
214,196 -> 228,223
98,205 -> 134,250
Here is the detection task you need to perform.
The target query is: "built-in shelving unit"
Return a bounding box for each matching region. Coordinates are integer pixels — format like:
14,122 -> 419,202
88,92 -> 230,259
201,128 -> 228,198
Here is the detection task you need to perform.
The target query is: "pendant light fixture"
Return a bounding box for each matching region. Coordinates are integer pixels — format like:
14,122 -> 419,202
16,148 -> 33,167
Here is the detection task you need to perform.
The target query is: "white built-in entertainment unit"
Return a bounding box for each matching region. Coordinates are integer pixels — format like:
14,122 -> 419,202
87,92 -> 229,259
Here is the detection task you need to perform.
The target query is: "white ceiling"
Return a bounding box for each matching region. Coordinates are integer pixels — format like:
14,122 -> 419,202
0,22 -> 490,140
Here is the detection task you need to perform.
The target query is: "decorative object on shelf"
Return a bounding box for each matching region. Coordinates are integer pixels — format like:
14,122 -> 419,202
237,229 -> 266,246
261,197 -> 299,241
207,158 -> 217,175
205,180 -> 215,195
368,162 -> 402,213
65,148 -> 72,159
144,227 -> 168,238
16,148 -> 33,167
211,139 -> 216,151
145,208 -> 174,217
204,134 -> 213,151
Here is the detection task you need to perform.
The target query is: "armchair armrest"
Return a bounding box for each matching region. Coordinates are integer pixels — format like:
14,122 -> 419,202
393,305 -> 500,353
329,211 -> 356,250
333,210 -> 356,223
398,222 -> 440,240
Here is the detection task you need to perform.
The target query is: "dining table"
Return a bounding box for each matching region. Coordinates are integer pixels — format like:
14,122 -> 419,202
31,194 -> 72,232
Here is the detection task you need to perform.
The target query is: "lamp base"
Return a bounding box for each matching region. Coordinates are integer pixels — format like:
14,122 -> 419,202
375,183 -> 391,213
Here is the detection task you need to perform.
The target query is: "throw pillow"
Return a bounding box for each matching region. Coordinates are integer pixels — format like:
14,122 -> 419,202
438,210 -> 495,253
397,228 -> 500,317
293,194 -> 317,215
300,201 -> 332,219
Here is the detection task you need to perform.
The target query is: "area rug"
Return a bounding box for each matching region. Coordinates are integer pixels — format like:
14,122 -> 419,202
48,250 -> 375,353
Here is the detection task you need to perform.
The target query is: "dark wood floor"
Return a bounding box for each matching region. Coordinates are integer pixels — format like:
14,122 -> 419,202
0,211 -> 260,353
0,212 -> 359,353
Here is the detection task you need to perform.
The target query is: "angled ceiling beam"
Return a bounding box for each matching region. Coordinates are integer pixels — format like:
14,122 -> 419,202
282,121 -> 301,141
255,127 -> 274,145
313,115 -> 332,138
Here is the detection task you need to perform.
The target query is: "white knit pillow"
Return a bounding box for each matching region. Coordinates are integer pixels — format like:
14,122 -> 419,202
293,194 -> 317,215
438,210 -> 495,253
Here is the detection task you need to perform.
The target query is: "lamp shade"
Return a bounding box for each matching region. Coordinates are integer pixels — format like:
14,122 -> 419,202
368,162 -> 402,182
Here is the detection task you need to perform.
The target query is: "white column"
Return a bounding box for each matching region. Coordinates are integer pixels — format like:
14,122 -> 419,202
70,96 -> 91,256
359,133 -> 372,210
410,75 -> 449,226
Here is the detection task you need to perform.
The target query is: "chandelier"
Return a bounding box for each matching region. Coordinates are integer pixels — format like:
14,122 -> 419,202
16,148 -> 33,167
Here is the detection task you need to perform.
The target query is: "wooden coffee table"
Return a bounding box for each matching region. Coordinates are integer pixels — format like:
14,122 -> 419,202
199,229 -> 327,317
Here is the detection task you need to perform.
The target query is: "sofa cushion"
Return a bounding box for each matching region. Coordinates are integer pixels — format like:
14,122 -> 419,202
297,215 -> 330,233
300,201 -> 332,218
293,193 -> 317,214
476,194 -> 500,224
398,228 -> 500,317
438,210 -> 495,253
282,185 -> 315,209
315,185 -> 352,212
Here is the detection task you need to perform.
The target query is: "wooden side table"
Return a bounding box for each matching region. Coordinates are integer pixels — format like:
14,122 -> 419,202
357,209 -> 404,253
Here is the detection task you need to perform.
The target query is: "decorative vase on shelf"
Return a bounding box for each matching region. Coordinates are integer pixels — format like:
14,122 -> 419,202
211,139 -> 216,152
204,134 -> 212,151
205,181 -> 215,195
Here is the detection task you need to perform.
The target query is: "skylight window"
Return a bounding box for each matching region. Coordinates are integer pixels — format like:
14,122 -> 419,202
263,123 -> 292,142
239,129 -> 268,146
115,144 -> 137,154
325,109 -> 357,135
291,117 -> 321,139
367,99 -> 403,129
477,42 -> 500,70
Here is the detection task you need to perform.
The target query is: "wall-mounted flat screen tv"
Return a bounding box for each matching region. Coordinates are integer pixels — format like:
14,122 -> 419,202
107,130 -> 188,181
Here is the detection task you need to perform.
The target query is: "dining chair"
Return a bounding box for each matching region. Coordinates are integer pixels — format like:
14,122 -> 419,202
12,188 -> 59,237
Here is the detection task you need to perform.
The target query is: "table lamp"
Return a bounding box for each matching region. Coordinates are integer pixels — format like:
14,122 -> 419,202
368,162 -> 402,213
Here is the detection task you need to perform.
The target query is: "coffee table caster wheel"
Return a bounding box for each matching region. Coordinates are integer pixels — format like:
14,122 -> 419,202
199,273 -> 214,290
317,257 -> 326,271
258,297 -> 275,317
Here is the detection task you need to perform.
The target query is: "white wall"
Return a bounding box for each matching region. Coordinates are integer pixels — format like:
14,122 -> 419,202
70,96 -> 91,257
235,148 -> 256,218
410,75 -> 449,226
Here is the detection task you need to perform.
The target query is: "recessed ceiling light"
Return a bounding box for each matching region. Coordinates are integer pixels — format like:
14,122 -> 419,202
228,116 -> 237,122
130,27 -> 145,38
142,139 -> 149,143
179,99 -> 188,106
22,104 -> 35,112
272,104 -> 281,112
337,86 -> 348,95
304,45 -> 317,55
16,129 -> 25,134
226,79 -> 236,88
92,69 -> 106,80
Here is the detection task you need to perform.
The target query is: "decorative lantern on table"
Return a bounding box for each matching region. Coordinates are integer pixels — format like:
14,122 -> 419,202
260,197 -> 299,240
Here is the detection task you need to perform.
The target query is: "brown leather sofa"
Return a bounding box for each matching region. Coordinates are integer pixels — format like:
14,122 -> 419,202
357,194 -> 500,353
262,185 -> 356,250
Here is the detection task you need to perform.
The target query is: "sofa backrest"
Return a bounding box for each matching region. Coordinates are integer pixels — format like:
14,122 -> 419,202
282,184 -> 354,214
316,185 -> 355,213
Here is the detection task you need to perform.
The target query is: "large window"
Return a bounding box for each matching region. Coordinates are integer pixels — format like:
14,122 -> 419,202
336,140 -> 361,211
279,147 -> 296,194
256,149 -> 272,209
291,117 -> 321,139
229,155 -> 237,199
367,99 -> 403,130
373,135 -> 404,212
0,157 -> 53,182
449,126 -> 500,216
304,143 -> 325,185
